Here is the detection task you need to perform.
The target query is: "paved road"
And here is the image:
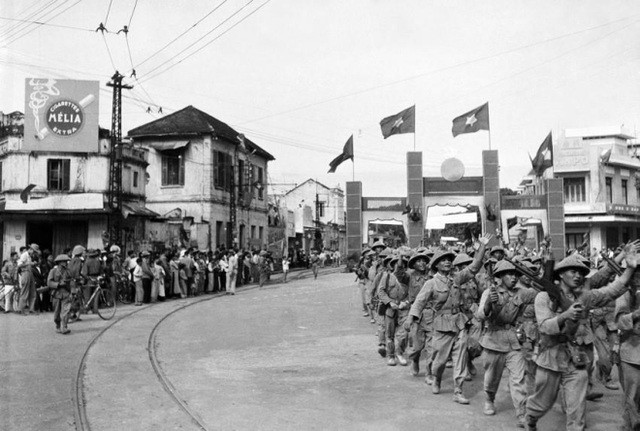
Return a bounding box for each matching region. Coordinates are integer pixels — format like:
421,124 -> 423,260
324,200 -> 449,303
2,269 -> 628,430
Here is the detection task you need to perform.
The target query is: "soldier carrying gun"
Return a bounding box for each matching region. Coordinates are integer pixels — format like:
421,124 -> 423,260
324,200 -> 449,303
47,254 -> 74,334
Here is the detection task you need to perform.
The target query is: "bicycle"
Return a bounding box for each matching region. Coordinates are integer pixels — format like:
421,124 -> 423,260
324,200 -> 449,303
69,276 -> 116,321
114,273 -> 133,304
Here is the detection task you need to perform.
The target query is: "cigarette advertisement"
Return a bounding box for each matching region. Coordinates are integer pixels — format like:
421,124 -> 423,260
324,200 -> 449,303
23,78 -> 100,153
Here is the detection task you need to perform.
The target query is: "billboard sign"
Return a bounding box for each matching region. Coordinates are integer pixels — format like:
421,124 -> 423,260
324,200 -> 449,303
23,78 -> 100,153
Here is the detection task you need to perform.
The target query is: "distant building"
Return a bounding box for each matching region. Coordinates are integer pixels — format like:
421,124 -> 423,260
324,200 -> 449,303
521,125 -> 640,251
127,105 -> 275,251
278,179 -> 345,254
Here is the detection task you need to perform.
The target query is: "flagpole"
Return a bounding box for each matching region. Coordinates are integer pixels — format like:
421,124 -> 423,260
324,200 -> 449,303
413,104 -> 417,151
488,128 -> 492,151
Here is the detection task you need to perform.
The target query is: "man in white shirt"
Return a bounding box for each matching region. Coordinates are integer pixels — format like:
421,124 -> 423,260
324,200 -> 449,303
226,249 -> 238,295
17,243 -> 39,314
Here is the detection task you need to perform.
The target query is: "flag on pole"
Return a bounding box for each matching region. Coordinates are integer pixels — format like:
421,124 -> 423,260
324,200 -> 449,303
328,135 -> 354,173
529,131 -> 553,176
380,105 -> 415,139
451,102 -> 490,137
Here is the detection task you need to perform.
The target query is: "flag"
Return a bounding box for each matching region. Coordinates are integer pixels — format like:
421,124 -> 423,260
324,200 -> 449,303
530,131 -> 553,176
328,135 -> 354,173
451,102 -> 490,137
380,105 -> 415,139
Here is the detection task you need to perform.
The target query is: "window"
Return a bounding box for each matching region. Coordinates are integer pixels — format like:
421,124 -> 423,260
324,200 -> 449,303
237,159 -> 244,200
622,179 -> 628,204
161,151 -> 185,186
47,159 -> 70,191
606,177 -> 612,203
317,202 -> 325,217
565,233 -> 585,251
133,171 -> 139,188
213,151 -> 232,191
256,166 -> 264,200
563,177 -> 585,203
259,226 -> 264,242
251,225 -> 256,239
215,221 -> 223,248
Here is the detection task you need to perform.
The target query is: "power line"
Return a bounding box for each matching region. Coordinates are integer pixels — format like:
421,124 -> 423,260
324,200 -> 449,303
104,0 -> 115,25
0,15 -> 94,32
139,0 -> 271,84
0,0 -> 58,39
2,0 -> 83,48
236,13 -> 640,125
127,0 -> 139,27
131,0 -> 230,71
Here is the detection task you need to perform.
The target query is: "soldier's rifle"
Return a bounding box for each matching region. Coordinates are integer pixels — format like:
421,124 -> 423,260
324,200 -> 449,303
504,256 -> 573,312
600,252 -> 624,276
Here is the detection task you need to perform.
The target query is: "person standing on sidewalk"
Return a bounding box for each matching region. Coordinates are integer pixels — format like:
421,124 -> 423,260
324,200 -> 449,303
2,251 -> 19,313
475,259 -> 537,428
48,254 -> 72,334
17,243 -> 39,315
407,234 -> 491,405
282,256 -> 290,283
525,253 -> 639,431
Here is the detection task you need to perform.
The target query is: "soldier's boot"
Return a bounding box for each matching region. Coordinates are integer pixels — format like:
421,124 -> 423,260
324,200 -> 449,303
387,356 -> 397,366
525,415 -> 537,431
452,389 -> 469,405
411,359 -> 420,377
55,325 -> 61,333
377,344 -> 387,358
431,379 -> 440,394
396,354 -> 407,366
60,327 -> 70,334
483,392 -> 496,415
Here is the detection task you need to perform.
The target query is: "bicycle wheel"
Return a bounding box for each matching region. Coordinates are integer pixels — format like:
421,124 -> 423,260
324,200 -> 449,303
94,288 -> 116,320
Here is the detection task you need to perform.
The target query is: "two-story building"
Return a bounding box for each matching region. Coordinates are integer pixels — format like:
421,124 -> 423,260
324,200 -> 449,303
278,179 -> 345,254
521,126 -> 640,251
127,105 -> 275,251
0,118 -> 152,258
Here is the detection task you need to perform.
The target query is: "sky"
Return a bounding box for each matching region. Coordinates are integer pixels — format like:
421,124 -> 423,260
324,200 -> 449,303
2,0 -> 640,198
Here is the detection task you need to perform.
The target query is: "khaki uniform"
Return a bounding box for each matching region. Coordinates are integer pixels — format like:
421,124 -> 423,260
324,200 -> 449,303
590,301 -> 619,385
476,284 -> 537,418
378,270 -> 409,357
48,265 -> 72,331
615,289 -> 640,430
406,271 -> 434,372
518,281 -> 539,394
409,267 -> 478,391
526,278 -> 628,431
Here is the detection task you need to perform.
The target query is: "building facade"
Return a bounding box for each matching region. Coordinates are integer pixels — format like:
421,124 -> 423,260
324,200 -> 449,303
278,179 -> 345,254
128,105 -> 274,251
522,126 -> 640,251
0,114 -> 151,258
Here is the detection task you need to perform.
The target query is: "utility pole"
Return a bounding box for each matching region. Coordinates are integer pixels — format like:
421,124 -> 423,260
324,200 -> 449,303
106,71 -> 132,247
314,191 -> 322,252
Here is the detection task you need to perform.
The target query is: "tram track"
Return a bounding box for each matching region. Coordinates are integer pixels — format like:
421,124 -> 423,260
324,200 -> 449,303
73,268 -> 341,431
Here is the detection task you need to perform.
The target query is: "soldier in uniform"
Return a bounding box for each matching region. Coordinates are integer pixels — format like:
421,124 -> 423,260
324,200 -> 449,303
453,252 -> 484,380
370,248 -> 391,357
614,271 -> 640,430
517,260 -> 541,395
590,270 -> 621,391
525,253 -> 639,431
403,251 -> 432,378
355,248 -> 372,318
476,260 -> 537,428
377,251 -> 407,365
407,233 -> 491,404
48,254 -> 73,334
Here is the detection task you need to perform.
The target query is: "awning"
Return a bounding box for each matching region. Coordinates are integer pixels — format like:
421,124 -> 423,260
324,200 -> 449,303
1,193 -> 106,214
605,153 -> 640,169
368,219 -> 403,226
122,202 -> 160,219
148,140 -> 190,151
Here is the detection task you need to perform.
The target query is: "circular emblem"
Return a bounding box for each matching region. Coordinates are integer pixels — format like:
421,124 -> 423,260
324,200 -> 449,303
46,99 -> 84,136
441,157 -> 465,182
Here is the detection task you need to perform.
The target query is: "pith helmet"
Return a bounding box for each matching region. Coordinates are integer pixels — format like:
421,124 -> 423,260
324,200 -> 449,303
493,260 -> 517,277
430,250 -> 456,270
408,252 -> 430,269
452,253 -> 473,267
54,254 -> 70,263
72,245 -> 85,256
371,240 -> 386,251
554,256 -> 590,276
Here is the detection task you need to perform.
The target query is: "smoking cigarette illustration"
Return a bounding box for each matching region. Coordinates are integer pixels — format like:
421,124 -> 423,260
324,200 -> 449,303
37,94 -> 96,140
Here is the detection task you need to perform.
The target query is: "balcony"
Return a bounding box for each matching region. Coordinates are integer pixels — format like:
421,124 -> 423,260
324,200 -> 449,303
119,144 -> 148,164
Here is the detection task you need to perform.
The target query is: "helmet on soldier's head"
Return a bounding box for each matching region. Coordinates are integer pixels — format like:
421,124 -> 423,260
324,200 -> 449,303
493,260 -> 517,277
54,254 -> 70,263
72,245 -> 85,256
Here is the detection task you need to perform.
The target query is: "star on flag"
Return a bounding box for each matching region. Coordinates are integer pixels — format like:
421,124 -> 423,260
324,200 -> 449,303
380,105 -> 415,139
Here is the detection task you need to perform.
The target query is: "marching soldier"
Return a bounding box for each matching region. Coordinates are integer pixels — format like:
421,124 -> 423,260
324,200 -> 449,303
614,270 -> 640,430
525,253 -> 639,431
404,251 -> 432,378
407,233 -> 491,404
48,254 -> 73,334
371,248 -> 391,357
377,252 -> 409,366
476,260 -> 537,428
